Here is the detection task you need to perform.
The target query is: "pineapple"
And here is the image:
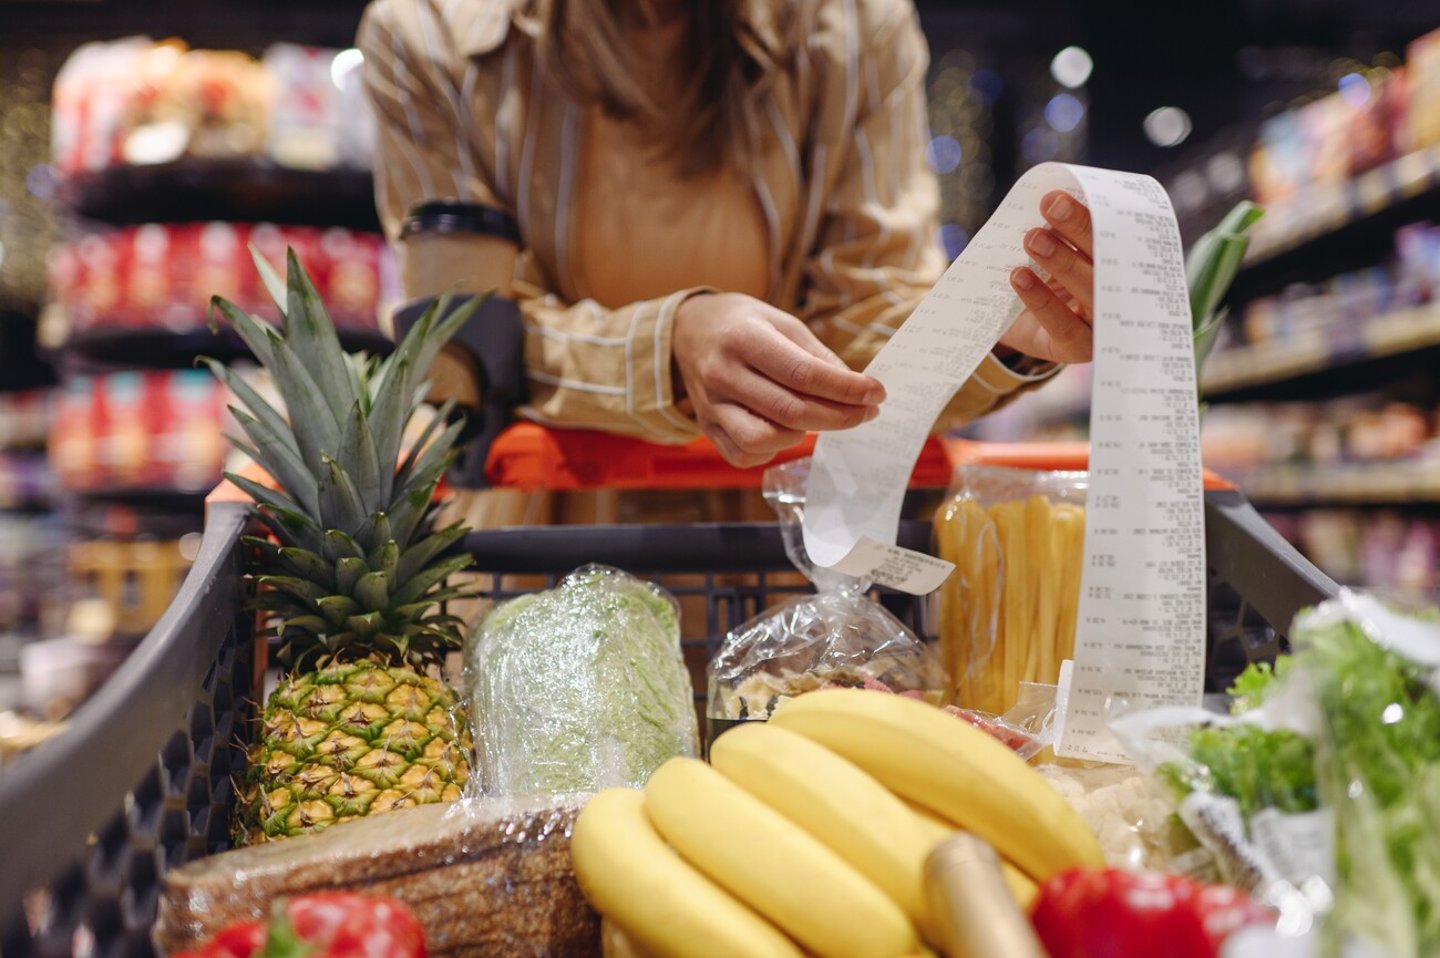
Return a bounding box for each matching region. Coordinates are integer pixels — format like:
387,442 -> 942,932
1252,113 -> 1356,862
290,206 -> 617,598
204,249 -> 481,844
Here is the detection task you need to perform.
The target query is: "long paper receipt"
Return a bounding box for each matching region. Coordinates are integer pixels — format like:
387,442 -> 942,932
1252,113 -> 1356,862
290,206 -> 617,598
803,162 -> 1205,763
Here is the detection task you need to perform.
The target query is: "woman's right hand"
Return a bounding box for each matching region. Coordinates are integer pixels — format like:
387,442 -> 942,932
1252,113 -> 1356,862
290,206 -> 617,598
671,292 -> 885,467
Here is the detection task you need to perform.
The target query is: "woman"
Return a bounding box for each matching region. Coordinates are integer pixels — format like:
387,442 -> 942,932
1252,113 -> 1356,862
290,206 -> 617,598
357,0 -> 1094,470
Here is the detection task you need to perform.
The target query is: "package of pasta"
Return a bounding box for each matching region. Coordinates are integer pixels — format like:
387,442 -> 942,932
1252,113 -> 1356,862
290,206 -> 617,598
705,459 -> 942,746
933,462 -> 1087,717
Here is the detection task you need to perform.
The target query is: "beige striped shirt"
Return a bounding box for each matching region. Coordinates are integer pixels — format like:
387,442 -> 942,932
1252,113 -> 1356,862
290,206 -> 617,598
358,0 -> 1058,445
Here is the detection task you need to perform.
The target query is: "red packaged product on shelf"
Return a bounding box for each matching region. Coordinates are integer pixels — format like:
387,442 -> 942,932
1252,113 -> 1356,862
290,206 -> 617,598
53,222 -> 390,337
49,370 -> 233,494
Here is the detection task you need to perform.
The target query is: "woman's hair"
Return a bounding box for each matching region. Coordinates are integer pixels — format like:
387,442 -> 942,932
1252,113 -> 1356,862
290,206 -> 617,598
534,0 -> 756,176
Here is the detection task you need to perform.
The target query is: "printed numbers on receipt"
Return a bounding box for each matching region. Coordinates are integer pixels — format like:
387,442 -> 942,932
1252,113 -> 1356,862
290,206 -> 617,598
801,162 -> 1205,763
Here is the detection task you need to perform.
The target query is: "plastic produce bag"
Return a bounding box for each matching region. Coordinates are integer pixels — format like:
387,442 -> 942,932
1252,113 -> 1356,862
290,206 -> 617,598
1112,590 -> 1440,958
706,459 -> 940,743
466,565 -> 699,797
934,464 -> 1087,716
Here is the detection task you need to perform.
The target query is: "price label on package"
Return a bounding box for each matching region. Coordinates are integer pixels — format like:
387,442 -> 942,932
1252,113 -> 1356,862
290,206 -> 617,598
802,162 -> 1205,763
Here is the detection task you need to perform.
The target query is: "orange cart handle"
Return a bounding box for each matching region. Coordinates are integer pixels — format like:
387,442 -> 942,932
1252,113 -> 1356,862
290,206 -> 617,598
483,424 -> 954,491
210,432 -> 1235,503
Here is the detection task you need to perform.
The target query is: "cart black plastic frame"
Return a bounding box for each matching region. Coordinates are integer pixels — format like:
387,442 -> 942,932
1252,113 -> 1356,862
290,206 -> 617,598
0,504 -> 252,958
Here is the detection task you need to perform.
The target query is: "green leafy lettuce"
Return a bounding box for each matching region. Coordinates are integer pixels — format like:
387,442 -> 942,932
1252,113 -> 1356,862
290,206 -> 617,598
1293,608 -> 1440,957
1157,657 -> 1317,818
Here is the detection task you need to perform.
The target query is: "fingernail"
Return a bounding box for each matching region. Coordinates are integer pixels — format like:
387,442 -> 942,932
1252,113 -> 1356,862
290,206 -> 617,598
1026,228 -> 1056,257
864,406 -> 881,423
1047,194 -> 1074,221
1011,267 -> 1037,291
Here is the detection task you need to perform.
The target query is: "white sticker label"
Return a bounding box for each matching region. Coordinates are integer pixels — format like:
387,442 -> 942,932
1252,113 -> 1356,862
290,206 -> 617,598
828,537 -> 955,595
802,162 -> 1205,761
1249,807 -> 1336,889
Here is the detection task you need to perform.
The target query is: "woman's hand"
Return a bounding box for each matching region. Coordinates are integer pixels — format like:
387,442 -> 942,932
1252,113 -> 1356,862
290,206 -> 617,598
1002,190 -> 1095,364
672,292 -> 884,467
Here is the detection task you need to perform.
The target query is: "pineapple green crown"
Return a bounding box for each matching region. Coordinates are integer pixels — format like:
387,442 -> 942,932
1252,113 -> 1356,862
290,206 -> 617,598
204,248 -> 482,672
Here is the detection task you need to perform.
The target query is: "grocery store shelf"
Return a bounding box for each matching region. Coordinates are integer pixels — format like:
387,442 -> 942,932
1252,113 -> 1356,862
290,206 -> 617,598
1234,460 -> 1440,507
1229,146 -> 1440,302
58,160 -> 380,232
1201,303 -> 1440,398
1244,147 -> 1440,266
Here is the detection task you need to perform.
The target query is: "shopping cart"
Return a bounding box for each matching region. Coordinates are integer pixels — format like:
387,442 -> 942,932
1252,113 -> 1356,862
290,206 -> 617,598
0,430 -> 1338,957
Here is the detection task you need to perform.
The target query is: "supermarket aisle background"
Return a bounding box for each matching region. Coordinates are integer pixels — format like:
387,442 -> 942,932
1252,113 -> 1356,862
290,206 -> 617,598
0,0 -> 1437,727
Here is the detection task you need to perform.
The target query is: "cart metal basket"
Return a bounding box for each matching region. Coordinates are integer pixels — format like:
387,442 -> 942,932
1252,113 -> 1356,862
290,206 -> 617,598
0,489 -> 1336,957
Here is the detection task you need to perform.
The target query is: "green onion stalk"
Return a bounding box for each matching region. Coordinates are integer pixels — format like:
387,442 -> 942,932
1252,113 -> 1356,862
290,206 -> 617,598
1184,201 -> 1265,411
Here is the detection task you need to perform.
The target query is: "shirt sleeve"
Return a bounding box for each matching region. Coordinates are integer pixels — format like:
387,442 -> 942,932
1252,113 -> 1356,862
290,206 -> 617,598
357,0 -> 701,444
796,1 -> 1060,430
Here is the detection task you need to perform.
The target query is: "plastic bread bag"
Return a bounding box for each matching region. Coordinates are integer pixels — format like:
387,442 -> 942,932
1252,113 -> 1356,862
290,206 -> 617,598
933,463 -> 1087,717
1112,590 -> 1440,958
705,458 -> 942,743
155,797 -> 600,957
465,564 -> 699,798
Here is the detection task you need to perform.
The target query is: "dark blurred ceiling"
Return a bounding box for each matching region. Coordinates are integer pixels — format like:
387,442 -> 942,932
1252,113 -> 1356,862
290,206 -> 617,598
917,0 -> 1438,174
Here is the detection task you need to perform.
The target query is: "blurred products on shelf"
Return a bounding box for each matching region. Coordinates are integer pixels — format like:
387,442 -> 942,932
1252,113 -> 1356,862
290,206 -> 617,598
0,513 -> 66,635
49,369 -> 231,494
0,391 -> 53,451
1266,509 -> 1440,603
19,599 -> 135,721
51,38 -> 373,176
48,221 -> 393,339
67,538 -> 195,639
1223,220 -> 1440,350
0,452 -> 54,512
1249,28 -> 1440,208
1202,394 -> 1437,472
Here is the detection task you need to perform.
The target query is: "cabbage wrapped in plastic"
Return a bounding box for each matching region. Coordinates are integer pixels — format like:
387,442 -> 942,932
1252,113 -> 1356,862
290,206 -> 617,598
466,565 -> 699,797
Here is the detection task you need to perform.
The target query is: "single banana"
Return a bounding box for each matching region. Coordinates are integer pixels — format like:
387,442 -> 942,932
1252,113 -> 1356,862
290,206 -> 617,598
904,798 -> 1039,911
644,757 -> 918,958
768,689 -> 1104,882
710,722 -> 940,938
571,788 -> 805,958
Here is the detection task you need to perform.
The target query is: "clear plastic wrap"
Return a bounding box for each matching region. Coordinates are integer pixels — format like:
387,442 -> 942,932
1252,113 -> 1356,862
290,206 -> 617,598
933,464 -> 1087,716
705,459 -> 940,741
155,798 -> 600,957
1112,590 -> 1440,958
465,565 -> 699,798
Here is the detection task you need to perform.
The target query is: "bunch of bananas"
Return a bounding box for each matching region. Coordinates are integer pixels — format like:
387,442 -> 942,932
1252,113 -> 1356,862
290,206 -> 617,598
571,689 -> 1105,958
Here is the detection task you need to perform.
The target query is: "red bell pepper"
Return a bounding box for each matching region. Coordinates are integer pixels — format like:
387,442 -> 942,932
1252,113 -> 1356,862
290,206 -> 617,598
172,892 -> 426,958
1030,868 -> 1273,958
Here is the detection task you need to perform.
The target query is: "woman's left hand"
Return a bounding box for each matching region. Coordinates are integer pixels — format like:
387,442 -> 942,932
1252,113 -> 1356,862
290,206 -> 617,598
1001,190 -> 1095,364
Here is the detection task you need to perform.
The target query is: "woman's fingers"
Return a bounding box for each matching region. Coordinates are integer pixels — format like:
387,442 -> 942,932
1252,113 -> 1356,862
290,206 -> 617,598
1023,226 -> 1094,320
671,292 -> 888,467
1009,267 -> 1094,364
706,403 -> 806,468
746,327 -> 885,406
733,368 -> 880,431
1040,190 -> 1093,258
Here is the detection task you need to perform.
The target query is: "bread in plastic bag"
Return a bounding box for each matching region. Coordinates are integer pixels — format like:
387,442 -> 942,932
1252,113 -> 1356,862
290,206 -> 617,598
706,459 -> 940,740
933,464 -> 1087,716
156,798 -> 599,957
466,565 -> 698,798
